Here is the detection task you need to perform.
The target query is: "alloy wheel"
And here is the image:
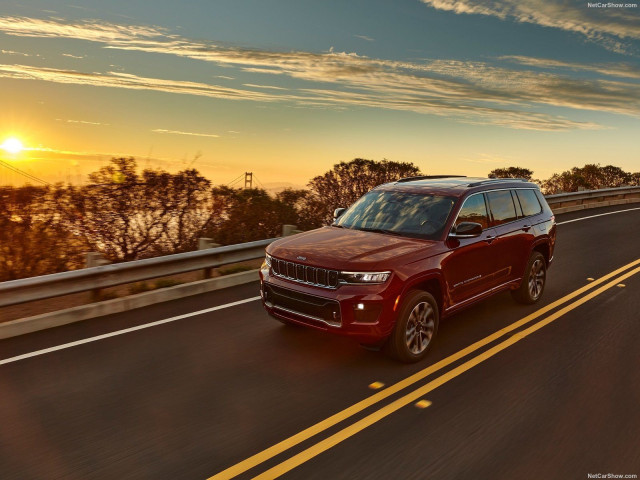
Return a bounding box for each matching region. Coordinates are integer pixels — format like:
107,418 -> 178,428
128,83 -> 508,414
405,302 -> 435,355
528,259 -> 545,300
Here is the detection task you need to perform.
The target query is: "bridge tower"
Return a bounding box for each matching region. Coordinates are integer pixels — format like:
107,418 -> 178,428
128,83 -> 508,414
244,172 -> 253,189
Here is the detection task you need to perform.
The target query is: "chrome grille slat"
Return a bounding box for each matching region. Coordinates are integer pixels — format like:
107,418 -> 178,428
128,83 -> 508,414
270,257 -> 338,289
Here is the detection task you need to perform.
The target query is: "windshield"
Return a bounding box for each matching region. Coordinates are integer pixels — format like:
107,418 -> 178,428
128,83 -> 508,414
335,190 -> 456,240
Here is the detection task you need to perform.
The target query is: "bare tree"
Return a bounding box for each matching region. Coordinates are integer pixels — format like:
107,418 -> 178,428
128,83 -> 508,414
205,187 -> 298,245
541,164 -> 635,194
305,158 -> 421,226
488,167 -> 533,180
0,185 -> 85,281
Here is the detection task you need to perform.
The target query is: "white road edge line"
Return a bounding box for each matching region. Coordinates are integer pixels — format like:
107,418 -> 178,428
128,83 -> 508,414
557,206 -> 640,225
0,296 -> 261,366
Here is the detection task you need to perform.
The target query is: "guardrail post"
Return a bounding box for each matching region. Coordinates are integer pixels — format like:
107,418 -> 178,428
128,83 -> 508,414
85,252 -> 111,301
198,238 -> 221,278
282,224 -> 304,236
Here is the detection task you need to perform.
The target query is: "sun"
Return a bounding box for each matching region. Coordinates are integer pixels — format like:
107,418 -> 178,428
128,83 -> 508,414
1,137 -> 24,154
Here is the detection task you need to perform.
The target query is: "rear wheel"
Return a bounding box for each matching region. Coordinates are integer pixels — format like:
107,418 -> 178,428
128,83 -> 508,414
385,290 -> 439,363
512,251 -> 546,304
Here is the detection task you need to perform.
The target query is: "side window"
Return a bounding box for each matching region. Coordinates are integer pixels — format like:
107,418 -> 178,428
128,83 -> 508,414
487,190 -> 517,226
455,194 -> 489,229
515,189 -> 542,217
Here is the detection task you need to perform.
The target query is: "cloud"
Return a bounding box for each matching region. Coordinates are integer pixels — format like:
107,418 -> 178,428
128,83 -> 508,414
1,62 -> 613,131
61,53 -> 85,59
1,16 -> 639,130
500,55 -> 640,80
242,83 -> 287,90
0,16 -> 169,43
1,49 -> 31,56
152,128 -> 219,138
0,64 -> 281,102
420,0 -> 640,53
354,34 -> 375,42
56,118 -> 109,125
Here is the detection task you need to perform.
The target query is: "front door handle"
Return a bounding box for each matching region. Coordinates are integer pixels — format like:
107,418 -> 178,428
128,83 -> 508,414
485,234 -> 496,244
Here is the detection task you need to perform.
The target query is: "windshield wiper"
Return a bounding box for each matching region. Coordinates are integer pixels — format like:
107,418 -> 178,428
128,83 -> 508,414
356,227 -> 403,236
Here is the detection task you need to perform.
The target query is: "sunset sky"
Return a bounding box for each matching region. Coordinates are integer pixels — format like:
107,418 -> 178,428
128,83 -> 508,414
0,0 -> 639,188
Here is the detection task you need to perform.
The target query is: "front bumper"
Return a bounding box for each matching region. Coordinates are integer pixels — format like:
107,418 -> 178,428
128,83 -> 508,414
259,267 -> 400,344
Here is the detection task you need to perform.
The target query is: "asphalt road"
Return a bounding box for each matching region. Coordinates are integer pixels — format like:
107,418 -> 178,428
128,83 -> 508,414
1,205 -> 639,480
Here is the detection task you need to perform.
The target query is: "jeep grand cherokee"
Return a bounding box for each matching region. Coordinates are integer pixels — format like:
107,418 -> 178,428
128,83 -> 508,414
259,176 -> 556,362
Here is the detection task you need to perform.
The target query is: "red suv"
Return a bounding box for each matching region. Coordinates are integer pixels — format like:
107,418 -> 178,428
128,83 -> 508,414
259,176 -> 556,362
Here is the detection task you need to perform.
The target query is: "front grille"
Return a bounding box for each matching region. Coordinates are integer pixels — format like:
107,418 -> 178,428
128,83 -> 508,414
264,283 -> 341,327
272,257 -> 339,288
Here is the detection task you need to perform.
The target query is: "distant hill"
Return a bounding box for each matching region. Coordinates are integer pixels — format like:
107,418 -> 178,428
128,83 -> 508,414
261,182 -> 307,194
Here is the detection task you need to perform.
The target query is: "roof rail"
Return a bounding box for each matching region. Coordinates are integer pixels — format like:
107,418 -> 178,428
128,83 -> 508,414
467,178 -> 529,187
396,175 -> 466,183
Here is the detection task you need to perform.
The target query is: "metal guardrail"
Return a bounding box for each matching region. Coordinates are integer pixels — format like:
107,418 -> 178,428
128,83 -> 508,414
0,238 -> 275,308
545,186 -> 640,204
1,187 -> 639,310
544,186 -> 640,213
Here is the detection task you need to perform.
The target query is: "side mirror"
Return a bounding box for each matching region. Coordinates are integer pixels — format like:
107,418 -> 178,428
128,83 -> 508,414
333,208 -> 346,220
450,222 -> 483,238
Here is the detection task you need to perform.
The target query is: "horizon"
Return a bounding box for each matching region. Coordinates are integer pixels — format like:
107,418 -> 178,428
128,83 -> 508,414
1,1 -> 639,187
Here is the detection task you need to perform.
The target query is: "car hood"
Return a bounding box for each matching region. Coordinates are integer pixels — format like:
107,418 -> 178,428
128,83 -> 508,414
266,226 -> 437,270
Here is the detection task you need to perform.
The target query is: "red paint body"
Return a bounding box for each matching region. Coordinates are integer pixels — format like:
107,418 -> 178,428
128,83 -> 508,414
260,178 -> 556,345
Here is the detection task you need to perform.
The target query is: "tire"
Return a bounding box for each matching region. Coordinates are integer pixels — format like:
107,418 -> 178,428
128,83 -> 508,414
385,290 -> 439,363
511,251 -> 546,304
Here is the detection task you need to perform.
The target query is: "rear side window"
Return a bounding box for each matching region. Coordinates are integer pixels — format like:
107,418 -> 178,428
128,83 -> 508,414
455,194 -> 489,229
487,190 -> 517,226
515,189 -> 542,217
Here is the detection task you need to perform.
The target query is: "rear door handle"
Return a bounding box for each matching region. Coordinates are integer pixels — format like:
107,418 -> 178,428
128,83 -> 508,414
522,224 -> 531,232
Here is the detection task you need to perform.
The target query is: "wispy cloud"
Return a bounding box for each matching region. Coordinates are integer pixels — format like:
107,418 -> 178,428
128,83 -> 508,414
354,34 -> 375,42
1,16 -> 639,130
0,16 -> 168,43
0,62 -> 610,131
242,83 -> 287,90
420,0 -> 640,53
152,128 -> 219,138
500,55 -> 640,80
0,64 -> 280,102
1,49 -> 31,57
56,118 -> 109,125
61,53 -> 85,59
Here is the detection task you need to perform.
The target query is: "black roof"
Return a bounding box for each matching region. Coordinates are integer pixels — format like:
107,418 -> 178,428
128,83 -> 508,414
377,176 -> 538,197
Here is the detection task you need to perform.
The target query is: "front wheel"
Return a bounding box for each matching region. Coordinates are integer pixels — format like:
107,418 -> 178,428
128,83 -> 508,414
385,291 -> 439,363
512,251 -> 546,304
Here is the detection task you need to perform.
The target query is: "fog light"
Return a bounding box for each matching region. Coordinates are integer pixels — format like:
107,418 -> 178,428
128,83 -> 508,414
352,303 -> 382,324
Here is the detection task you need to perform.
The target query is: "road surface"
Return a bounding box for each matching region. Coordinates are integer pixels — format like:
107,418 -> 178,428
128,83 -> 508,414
1,204 -> 639,480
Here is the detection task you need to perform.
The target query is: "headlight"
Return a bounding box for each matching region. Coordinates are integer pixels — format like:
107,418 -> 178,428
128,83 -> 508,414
339,271 -> 391,284
265,253 -> 272,267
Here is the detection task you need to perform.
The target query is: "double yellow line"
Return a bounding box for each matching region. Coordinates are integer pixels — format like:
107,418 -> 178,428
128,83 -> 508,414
210,259 -> 640,480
